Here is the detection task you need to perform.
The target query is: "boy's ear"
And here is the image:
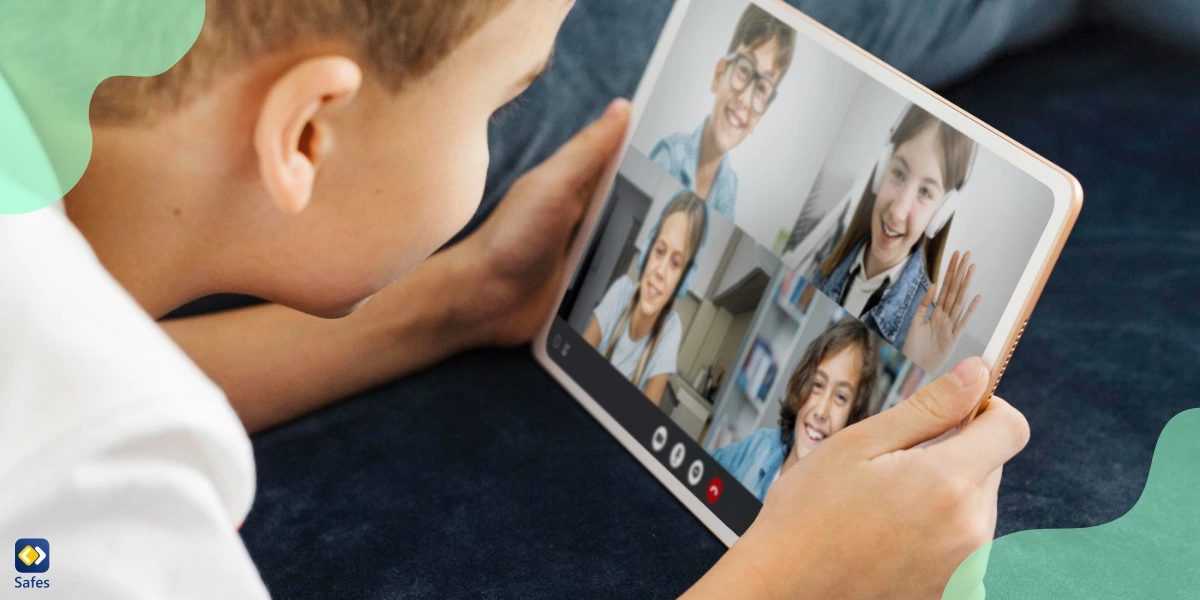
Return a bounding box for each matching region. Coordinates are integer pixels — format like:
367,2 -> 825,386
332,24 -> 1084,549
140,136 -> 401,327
254,56 -> 362,214
711,57 -> 727,94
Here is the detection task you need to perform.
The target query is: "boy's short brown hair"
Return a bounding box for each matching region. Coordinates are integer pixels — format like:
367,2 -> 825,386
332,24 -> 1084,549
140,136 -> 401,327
92,0 -> 516,122
727,4 -> 796,83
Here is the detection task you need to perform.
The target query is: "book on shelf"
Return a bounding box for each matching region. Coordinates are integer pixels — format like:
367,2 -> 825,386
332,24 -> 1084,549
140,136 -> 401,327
737,338 -> 777,405
777,269 -> 809,313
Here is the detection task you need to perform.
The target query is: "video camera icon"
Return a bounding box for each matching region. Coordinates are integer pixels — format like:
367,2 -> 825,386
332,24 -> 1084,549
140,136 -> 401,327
651,426 -> 668,452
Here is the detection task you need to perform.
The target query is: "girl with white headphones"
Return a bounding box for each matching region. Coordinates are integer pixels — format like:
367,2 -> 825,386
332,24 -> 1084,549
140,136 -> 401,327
583,191 -> 710,405
812,103 -> 981,372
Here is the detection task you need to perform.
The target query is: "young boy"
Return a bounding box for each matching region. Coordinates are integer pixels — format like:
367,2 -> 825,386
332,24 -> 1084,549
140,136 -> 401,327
649,4 -> 796,223
0,0 -> 1028,597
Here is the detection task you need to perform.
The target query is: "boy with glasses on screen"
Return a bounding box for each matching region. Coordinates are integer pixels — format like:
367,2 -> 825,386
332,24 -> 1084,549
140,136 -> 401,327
650,4 -> 795,223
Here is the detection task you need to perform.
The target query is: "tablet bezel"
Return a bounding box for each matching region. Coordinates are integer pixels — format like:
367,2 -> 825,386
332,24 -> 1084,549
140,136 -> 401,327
532,0 -> 1082,547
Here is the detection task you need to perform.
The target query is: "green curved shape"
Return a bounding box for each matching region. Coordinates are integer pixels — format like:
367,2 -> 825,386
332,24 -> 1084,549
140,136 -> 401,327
945,409 -> 1200,599
0,0 -> 205,214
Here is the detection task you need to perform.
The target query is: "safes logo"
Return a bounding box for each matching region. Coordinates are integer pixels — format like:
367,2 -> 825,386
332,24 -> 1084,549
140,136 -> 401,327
14,539 -> 50,590
14,540 -> 48,574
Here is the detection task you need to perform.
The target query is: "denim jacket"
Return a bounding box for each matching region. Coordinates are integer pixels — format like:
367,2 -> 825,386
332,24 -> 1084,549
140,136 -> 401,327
711,429 -> 787,503
812,238 -> 931,350
649,117 -> 738,223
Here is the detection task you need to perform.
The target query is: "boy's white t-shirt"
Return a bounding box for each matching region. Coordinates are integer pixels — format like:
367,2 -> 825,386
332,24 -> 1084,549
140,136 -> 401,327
0,204 -> 269,598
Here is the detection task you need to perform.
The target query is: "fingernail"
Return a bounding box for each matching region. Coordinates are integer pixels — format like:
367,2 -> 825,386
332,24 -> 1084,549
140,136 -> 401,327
602,99 -> 629,121
948,358 -> 987,389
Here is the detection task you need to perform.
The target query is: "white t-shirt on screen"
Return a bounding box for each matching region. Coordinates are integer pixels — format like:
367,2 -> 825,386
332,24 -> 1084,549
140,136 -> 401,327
842,245 -> 910,318
593,275 -> 682,388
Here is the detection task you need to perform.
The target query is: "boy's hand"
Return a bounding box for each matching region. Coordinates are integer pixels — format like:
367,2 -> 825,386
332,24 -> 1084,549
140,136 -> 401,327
447,99 -> 631,348
686,357 -> 1029,600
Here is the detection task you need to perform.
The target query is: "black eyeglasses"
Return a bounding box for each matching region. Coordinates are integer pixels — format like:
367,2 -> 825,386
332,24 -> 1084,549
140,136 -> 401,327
724,52 -> 778,115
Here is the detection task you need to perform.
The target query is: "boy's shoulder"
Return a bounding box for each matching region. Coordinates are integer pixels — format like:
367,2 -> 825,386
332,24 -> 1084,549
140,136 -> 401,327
0,204 -> 267,596
0,205 -> 254,496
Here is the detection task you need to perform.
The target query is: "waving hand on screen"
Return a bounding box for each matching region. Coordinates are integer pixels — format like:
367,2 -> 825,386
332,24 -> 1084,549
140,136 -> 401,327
904,250 -> 982,372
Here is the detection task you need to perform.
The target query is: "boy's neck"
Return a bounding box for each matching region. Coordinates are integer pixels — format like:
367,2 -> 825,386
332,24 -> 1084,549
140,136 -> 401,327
64,114 -> 260,319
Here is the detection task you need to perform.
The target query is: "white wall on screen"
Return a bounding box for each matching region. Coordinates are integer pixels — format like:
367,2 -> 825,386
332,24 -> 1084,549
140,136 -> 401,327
801,78 -> 910,221
939,147 -> 1053,349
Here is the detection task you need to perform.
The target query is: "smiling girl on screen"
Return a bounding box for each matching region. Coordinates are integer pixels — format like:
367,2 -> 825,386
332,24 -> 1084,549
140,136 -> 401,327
649,4 -> 795,223
813,104 -> 982,373
713,317 -> 878,502
583,191 -> 708,406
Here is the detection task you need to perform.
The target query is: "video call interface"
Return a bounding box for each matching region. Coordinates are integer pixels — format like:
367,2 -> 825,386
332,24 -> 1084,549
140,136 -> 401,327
550,0 -> 1055,535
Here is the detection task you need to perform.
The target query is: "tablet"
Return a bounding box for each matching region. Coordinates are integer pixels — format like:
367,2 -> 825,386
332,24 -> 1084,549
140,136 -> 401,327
533,0 -> 1082,545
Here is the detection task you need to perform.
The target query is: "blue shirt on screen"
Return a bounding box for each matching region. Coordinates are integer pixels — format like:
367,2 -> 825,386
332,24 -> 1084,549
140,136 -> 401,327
649,117 -> 738,223
711,428 -> 788,503
812,238 -> 933,351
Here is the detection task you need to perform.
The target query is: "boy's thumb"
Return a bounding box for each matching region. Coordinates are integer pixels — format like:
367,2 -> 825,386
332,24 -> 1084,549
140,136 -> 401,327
857,357 -> 991,456
542,99 -> 630,191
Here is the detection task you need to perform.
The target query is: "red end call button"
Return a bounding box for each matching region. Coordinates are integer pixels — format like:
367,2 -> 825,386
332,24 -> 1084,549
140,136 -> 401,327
706,477 -> 723,504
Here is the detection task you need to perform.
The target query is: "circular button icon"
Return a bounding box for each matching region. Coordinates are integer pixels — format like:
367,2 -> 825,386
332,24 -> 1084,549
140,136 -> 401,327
551,334 -> 562,349
687,459 -> 704,486
651,426 -> 668,452
669,442 -> 686,469
706,477 -> 723,504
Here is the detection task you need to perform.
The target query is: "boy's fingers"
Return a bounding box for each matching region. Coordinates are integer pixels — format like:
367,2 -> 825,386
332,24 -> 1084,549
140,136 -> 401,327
856,357 -> 991,457
932,396 -> 1029,482
540,99 -> 631,196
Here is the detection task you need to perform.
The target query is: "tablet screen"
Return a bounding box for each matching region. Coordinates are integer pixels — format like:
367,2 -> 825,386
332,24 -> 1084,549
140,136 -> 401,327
547,0 -> 1062,537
